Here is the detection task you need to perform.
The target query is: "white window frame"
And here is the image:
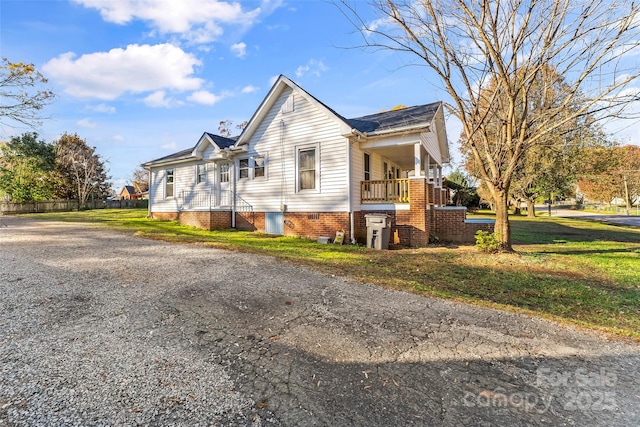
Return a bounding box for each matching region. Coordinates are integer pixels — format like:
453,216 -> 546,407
165,168 -> 174,198
196,163 -> 206,185
252,155 -> 266,179
296,143 -> 319,192
219,162 -> 230,183
238,158 -> 249,180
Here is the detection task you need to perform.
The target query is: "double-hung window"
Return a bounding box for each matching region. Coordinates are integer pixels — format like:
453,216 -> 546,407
298,146 -> 317,191
253,156 -> 265,178
165,168 -> 174,198
196,163 -> 206,184
238,159 -> 249,180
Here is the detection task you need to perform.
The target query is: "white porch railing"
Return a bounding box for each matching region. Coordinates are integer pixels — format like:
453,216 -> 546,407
361,179 -> 410,203
178,190 -> 253,212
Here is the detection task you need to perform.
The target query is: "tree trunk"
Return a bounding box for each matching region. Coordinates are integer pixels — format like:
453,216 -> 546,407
526,198 -> 536,218
493,189 -> 513,251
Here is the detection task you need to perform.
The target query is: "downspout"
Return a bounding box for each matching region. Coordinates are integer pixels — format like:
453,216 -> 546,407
347,138 -> 354,244
231,159 -> 236,228
145,167 -> 151,218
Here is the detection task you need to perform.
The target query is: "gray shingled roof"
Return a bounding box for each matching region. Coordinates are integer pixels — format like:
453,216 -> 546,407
204,132 -> 236,149
143,97 -> 441,167
142,133 -> 236,166
347,102 -> 441,134
142,147 -> 193,165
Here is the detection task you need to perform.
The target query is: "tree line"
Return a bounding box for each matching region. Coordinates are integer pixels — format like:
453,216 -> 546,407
0,132 -> 111,209
342,0 -> 640,250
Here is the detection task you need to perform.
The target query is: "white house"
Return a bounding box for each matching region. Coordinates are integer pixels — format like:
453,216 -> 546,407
142,75 -> 491,246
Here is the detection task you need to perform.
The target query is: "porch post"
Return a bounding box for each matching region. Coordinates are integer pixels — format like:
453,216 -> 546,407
432,164 -> 438,186
438,165 -> 443,187
425,153 -> 431,180
414,143 -> 422,177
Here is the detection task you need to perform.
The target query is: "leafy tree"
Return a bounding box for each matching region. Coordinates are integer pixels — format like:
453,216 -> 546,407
54,133 -> 111,209
0,133 -> 56,202
579,144 -> 640,215
340,0 -> 640,250
508,119 -> 611,217
0,59 -> 54,129
445,169 -> 479,208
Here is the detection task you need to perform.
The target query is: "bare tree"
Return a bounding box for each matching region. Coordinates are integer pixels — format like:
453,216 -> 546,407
340,0 -> 640,250
131,167 -> 149,194
54,133 -> 111,209
0,59 -> 54,130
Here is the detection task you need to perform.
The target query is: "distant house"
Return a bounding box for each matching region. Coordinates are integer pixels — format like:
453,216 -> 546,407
119,185 -> 143,200
142,75 -> 492,245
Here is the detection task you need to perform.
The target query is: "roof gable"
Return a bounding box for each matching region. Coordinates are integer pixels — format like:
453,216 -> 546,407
235,75 -> 353,145
192,132 -> 236,157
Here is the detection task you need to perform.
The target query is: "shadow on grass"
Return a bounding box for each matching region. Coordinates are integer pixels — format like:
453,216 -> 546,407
511,217 -> 640,245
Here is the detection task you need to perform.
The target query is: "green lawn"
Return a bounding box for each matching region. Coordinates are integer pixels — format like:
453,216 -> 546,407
22,209 -> 640,339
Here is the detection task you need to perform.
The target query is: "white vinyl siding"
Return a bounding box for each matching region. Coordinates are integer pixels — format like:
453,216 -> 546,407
234,87 -> 349,212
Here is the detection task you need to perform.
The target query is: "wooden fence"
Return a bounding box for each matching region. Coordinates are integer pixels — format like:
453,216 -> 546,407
0,199 -> 148,214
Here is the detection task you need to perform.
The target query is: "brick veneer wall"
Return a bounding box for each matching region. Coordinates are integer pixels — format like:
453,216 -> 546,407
236,211 -> 265,232
433,207 -> 494,243
282,212 -> 350,240
151,211 -> 232,230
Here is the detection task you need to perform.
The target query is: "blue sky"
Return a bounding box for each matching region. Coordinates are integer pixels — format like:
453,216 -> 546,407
1,0 -> 639,191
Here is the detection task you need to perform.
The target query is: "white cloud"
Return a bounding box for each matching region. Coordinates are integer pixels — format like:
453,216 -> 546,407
294,59 -> 328,78
161,142 -> 179,150
187,90 -> 224,105
77,118 -> 97,128
241,85 -> 259,94
72,0 -> 276,44
87,103 -> 116,114
144,90 -> 173,108
112,134 -> 124,142
231,42 -> 247,58
43,44 -> 203,100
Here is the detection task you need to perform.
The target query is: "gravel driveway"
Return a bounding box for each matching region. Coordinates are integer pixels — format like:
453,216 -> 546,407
1,217 -> 639,426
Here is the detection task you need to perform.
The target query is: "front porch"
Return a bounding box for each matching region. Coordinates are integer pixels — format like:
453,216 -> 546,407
357,177 -> 493,245
360,178 -> 448,206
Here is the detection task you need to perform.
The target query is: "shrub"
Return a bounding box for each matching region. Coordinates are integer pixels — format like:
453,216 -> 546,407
475,230 -> 501,253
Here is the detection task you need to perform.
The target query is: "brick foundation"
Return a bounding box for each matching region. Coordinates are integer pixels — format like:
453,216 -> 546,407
236,211 -> 265,232
149,179 -> 486,246
152,211 -> 233,231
